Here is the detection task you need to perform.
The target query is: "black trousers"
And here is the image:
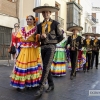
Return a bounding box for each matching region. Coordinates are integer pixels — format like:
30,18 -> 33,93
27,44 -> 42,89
83,52 -> 92,70
91,51 -> 99,68
70,50 -> 78,76
40,44 -> 56,89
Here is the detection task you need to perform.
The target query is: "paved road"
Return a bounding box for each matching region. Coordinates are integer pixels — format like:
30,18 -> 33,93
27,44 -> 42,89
0,62 -> 100,100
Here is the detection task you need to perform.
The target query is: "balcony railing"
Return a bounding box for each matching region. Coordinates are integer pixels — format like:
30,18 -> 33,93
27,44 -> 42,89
88,15 -> 98,23
52,15 -> 64,28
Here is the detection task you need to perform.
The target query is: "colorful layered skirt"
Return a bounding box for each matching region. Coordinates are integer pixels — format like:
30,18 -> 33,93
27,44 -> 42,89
10,47 -> 42,89
67,50 -> 86,71
51,48 -> 66,76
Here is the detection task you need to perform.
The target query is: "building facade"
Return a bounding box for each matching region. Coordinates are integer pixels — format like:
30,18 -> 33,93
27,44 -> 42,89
0,0 -> 99,60
66,0 -> 97,34
67,0 -> 82,31
80,0 -> 97,34
0,0 -> 19,60
92,7 -> 100,33
19,0 -> 68,30
92,7 -> 100,63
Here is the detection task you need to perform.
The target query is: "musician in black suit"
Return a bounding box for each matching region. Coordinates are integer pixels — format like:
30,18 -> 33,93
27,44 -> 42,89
82,33 -> 93,72
91,34 -> 100,69
33,3 -> 63,97
66,26 -> 83,80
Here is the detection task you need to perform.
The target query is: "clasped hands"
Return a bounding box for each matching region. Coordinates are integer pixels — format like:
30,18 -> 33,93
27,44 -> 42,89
40,33 -> 47,39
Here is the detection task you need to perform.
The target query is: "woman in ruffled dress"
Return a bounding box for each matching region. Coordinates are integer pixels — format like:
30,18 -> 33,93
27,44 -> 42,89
51,32 -> 67,76
10,15 -> 42,90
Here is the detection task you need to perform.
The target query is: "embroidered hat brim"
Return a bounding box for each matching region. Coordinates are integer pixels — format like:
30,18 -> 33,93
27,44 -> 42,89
82,33 -> 94,36
33,3 -> 59,13
65,31 -> 73,36
67,26 -> 83,31
93,33 -> 100,37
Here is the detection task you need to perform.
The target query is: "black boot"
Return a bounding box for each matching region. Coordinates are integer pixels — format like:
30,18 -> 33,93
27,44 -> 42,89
83,70 -> 86,73
16,88 -> 25,92
73,72 -> 76,77
87,70 -> 89,72
34,86 -> 44,97
91,67 -> 93,69
96,67 -> 98,69
45,86 -> 54,93
70,75 -> 73,80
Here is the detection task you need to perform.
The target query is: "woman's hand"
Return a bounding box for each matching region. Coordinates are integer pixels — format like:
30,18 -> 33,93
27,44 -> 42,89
67,44 -> 70,49
41,34 -> 47,39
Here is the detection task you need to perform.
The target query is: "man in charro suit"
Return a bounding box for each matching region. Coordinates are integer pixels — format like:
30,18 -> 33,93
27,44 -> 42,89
66,26 -> 83,80
82,33 -> 93,72
33,3 -> 63,97
91,34 -> 100,69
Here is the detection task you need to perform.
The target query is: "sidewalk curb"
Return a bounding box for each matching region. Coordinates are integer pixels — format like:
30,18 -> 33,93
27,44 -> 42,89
0,60 -> 14,65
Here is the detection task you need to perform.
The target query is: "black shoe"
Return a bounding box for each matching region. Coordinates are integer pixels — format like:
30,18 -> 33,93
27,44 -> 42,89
45,86 -> 54,93
96,67 -> 98,69
26,87 -> 32,90
34,89 -> 43,97
16,88 -> 20,91
91,67 -> 93,69
70,76 -> 73,80
73,72 -> 76,77
83,70 -> 86,73
16,88 -> 25,92
87,70 -> 89,72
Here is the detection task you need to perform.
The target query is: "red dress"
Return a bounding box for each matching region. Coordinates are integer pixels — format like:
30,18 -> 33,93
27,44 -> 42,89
78,50 -> 83,60
11,33 -> 20,47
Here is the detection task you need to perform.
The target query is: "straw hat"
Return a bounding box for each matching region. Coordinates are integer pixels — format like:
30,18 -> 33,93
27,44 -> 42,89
33,3 -> 59,13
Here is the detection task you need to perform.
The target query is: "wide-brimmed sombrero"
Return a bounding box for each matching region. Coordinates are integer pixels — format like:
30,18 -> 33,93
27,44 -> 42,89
33,3 -> 59,13
65,31 -> 73,36
67,26 -> 83,31
93,33 -> 100,37
82,33 -> 94,36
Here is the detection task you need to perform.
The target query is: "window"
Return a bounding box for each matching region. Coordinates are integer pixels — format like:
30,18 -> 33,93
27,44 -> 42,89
67,2 -> 81,28
85,23 -> 87,32
0,26 -> 12,60
8,0 -> 16,3
92,27 -> 96,33
73,7 -> 79,25
88,27 -> 91,32
70,0 -> 76,2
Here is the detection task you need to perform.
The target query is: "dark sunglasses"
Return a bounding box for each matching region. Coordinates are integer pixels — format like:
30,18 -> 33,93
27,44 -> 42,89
14,26 -> 19,27
26,19 -> 33,20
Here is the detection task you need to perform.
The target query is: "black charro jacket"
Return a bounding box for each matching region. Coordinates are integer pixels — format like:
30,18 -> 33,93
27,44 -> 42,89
66,35 -> 82,51
92,39 -> 100,51
83,39 -> 93,53
36,19 -> 63,45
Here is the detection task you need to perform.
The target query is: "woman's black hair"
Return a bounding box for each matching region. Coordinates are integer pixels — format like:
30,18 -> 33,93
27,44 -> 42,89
27,15 -> 36,25
14,23 -> 19,27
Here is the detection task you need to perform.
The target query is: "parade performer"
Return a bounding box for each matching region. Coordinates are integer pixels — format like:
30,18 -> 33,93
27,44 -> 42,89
82,33 -> 93,72
91,33 -> 100,69
51,32 -> 67,76
33,3 -> 63,97
10,15 -> 42,90
68,36 -> 86,71
66,26 -> 83,80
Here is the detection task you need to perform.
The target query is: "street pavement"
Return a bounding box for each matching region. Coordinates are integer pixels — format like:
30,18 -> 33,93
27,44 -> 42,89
0,61 -> 100,100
